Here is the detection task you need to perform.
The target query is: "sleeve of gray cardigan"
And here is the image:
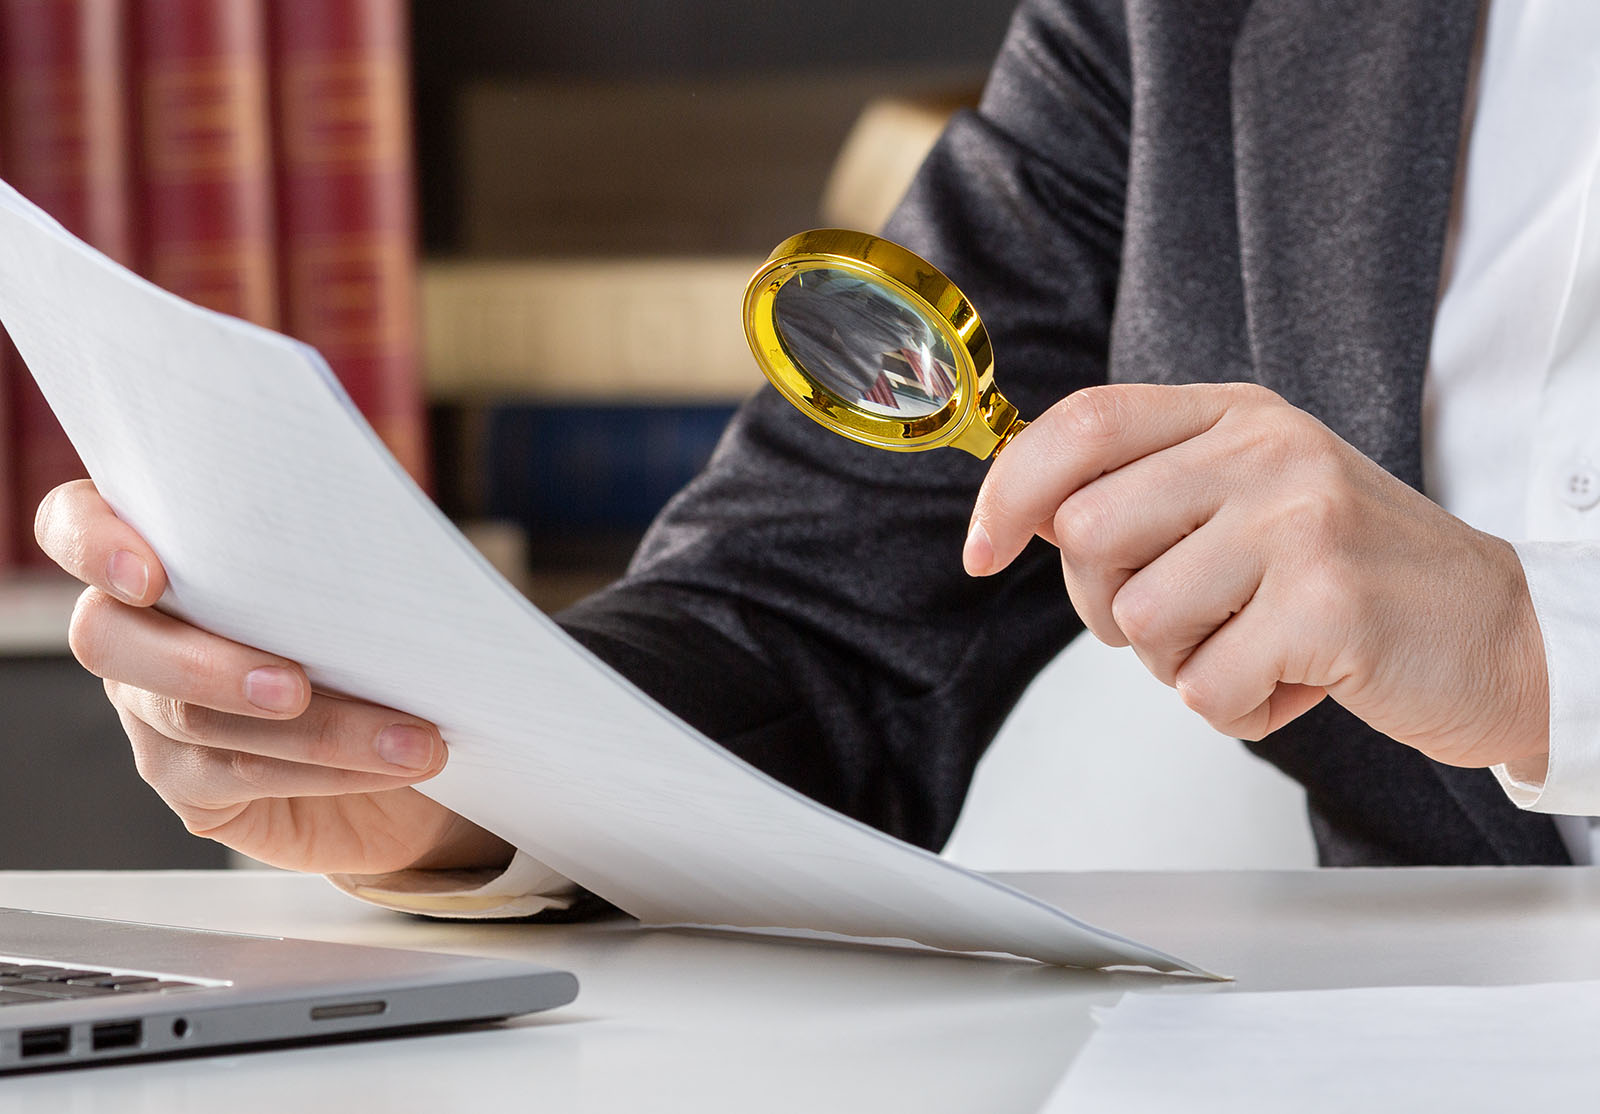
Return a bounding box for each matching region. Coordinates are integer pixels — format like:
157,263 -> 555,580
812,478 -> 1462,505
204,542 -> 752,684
555,0 -> 1134,852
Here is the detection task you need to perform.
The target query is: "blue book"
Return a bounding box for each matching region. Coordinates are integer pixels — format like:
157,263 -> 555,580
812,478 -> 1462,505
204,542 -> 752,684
485,403 -> 739,534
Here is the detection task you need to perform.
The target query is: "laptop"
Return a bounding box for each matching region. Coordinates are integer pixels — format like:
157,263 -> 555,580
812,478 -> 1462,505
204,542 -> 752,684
0,905 -> 578,1072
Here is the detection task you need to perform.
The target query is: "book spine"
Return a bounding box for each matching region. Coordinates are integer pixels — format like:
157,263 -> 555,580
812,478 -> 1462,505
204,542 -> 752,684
420,259 -> 764,401
0,0 -> 132,567
267,0 -> 427,484
485,404 -> 738,534
134,0 -> 277,326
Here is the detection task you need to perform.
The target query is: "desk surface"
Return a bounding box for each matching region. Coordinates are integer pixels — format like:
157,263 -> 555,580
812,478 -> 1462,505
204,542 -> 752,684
1,867 -> 1598,1112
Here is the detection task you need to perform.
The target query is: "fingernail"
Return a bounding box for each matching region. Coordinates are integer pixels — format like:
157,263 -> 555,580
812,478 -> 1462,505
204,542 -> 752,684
377,725 -> 436,771
106,549 -> 149,603
963,521 -> 994,576
244,667 -> 303,714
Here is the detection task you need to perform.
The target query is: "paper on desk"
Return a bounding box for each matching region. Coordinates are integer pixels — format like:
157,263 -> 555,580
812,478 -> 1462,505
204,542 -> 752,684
0,178 -> 1206,975
1046,981 -> 1600,1111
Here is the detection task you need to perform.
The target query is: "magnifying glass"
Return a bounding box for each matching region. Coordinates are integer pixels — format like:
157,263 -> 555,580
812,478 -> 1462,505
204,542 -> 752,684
742,228 -> 1026,459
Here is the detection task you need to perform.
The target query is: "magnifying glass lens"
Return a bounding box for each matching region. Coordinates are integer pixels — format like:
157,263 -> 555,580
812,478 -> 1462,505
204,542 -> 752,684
772,267 -> 959,419
745,229 -> 1025,457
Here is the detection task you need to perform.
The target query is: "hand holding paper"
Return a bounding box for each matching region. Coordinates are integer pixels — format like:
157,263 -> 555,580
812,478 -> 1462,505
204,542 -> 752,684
37,478 -> 515,877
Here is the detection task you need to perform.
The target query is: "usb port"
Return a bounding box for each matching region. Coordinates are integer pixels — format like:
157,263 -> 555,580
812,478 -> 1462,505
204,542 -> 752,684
310,1000 -> 386,1021
19,1027 -> 70,1058
91,1020 -> 142,1051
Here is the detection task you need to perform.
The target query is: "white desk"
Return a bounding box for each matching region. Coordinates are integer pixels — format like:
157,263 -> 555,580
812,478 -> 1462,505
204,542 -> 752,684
2,867 -> 1598,1112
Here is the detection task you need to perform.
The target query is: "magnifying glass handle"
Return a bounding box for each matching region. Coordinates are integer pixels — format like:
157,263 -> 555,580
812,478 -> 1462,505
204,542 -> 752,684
995,417 -> 1028,455
951,390 -> 1027,459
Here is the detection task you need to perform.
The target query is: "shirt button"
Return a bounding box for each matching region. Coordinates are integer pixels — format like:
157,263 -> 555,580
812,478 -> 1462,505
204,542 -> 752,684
1561,465 -> 1600,510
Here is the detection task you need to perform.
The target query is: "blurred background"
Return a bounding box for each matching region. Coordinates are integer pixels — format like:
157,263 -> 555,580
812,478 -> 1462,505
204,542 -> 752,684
0,0 -> 1312,872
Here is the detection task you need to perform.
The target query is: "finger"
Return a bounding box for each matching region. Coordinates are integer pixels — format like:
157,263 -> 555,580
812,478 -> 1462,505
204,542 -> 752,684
72,590 -> 311,718
110,683 -> 444,776
1174,609 -> 1328,739
35,479 -> 167,606
1201,682 -> 1329,742
121,711 -> 437,822
966,383 -> 1261,576
1105,514 -> 1266,684
1051,434 -> 1234,643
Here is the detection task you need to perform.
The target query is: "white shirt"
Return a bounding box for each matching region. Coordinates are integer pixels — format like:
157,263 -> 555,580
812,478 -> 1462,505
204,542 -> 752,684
340,0 -> 1600,914
1425,0 -> 1600,862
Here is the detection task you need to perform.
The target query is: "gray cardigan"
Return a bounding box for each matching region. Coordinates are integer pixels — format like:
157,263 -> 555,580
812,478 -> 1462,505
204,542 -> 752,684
558,0 -> 1571,867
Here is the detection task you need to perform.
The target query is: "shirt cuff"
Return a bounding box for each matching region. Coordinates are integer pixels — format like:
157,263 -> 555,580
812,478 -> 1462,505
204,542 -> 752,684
326,850 -> 580,919
1494,541 -> 1600,814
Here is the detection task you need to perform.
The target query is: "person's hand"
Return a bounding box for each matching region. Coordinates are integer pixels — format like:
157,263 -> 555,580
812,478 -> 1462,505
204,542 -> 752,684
964,383 -> 1549,771
34,479 -> 513,875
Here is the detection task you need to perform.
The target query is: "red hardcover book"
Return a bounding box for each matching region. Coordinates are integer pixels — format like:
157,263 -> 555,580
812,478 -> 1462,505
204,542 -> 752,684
268,0 -> 427,484
134,0 -> 277,327
0,0 -> 132,567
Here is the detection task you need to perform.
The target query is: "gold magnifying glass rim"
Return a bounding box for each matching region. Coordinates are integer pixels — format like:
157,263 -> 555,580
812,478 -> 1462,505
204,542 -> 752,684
743,229 -> 1017,457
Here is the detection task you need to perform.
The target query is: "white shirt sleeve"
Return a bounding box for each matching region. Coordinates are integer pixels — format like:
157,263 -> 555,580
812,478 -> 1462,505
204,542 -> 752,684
325,850 -> 581,919
1492,541 -> 1600,815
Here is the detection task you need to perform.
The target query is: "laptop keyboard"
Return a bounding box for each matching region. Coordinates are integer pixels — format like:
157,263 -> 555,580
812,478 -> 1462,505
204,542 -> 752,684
0,961 -> 204,1006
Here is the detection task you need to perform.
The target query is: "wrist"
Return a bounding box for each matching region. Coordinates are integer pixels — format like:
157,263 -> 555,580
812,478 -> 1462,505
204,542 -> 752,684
1395,530 -> 1551,770
1480,534 -> 1550,768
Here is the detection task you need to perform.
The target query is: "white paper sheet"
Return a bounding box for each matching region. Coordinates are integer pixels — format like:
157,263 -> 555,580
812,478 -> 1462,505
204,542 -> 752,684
1047,981 -> 1600,1110
0,178 -> 1208,974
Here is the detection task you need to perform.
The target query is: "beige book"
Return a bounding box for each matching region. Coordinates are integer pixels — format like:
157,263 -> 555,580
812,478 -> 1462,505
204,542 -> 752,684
819,96 -> 972,233
421,257 -> 765,400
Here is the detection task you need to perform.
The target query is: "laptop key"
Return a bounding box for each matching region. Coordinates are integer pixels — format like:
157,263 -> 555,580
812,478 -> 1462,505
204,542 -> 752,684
0,989 -> 51,1006
16,968 -> 110,982
68,975 -> 154,988
0,985 -> 76,1002
1,982 -> 119,1000
60,976 -> 203,994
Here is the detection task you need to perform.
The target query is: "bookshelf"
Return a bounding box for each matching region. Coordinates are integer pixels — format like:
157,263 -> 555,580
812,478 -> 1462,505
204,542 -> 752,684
410,0 -> 1015,253
414,0 -> 1009,596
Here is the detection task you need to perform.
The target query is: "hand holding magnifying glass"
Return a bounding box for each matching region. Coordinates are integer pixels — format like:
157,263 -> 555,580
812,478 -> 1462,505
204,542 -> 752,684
743,229 -> 1026,458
